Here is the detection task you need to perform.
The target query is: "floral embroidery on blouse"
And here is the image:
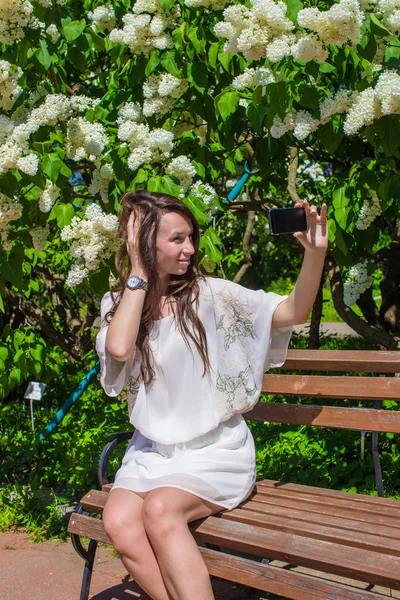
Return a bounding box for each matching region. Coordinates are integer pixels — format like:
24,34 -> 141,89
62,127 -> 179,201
216,367 -> 257,410
215,287 -> 255,350
126,374 -> 141,416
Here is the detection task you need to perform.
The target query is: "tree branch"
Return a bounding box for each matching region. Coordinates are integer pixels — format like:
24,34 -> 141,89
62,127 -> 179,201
327,256 -> 399,349
287,147 -> 302,204
233,208 -> 256,284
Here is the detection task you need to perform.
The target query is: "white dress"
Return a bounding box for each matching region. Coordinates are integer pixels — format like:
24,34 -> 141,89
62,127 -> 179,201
96,276 -> 292,510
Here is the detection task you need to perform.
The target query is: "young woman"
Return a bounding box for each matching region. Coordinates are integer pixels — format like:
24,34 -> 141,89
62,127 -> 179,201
96,189 -> 328,600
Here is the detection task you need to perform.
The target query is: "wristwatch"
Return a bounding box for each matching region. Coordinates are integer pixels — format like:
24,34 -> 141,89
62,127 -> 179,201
125,275 -> 149,292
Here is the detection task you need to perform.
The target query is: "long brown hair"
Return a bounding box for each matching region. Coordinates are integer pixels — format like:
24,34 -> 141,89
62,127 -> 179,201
105,190 -> 211,387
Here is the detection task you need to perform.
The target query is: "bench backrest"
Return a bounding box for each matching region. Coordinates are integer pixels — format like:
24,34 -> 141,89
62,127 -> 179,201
246,350 -> 400,433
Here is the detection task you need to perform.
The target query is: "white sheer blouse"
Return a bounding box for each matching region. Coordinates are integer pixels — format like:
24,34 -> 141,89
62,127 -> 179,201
95,277 -> 293,444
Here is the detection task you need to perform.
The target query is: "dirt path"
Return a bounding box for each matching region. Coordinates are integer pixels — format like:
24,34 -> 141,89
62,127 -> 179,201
0,531 -> 271,600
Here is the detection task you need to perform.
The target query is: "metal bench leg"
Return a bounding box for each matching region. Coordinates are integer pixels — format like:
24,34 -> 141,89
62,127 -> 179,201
80,539 -> 98,600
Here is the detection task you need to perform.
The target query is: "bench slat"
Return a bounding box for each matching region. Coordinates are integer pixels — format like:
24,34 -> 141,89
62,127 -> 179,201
246,403 -> 400,432
222,507 -> 400,555
189,515 -> 400,590
201,546 -> 386,600
256,480 -> 400,509
251,486 -> 400,518
244,494 -> 400,528
261,374 -> 400,400
239,501 -> 400,543
282,350 -> 400,373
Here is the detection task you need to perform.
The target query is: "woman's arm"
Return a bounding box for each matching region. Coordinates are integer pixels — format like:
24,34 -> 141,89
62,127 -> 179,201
272,200 -> 328,328
106,210 -> 148,362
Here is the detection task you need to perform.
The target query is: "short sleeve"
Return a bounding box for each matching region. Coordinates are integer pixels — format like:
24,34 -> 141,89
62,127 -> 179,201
95,291 -> 136,397
207,277 -> 293,421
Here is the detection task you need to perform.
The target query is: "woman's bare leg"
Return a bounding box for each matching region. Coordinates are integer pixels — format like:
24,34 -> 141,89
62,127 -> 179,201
103,488 -> 173,600
142,487 -> 225,600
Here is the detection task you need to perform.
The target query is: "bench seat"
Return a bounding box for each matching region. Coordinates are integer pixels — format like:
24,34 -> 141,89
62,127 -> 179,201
68,479 -> 400,600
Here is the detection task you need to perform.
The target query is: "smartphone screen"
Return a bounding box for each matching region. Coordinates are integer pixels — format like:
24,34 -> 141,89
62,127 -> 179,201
268,207 -> 307,235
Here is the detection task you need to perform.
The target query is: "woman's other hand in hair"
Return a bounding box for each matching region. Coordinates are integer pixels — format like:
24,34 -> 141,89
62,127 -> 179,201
126,209 -> 149,280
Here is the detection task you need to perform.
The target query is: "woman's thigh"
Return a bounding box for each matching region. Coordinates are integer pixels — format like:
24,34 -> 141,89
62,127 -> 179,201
143,487 -> 226,530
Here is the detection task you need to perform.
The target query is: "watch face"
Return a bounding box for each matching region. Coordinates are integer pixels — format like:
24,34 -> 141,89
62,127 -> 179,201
128,276 -> 140,286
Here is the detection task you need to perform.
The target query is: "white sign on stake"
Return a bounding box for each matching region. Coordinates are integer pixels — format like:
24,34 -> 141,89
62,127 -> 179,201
24,381 -> 46,401
24,382 -> 47,434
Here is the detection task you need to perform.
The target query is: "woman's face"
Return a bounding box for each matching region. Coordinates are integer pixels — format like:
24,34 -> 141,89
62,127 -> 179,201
156,211 -> 195,279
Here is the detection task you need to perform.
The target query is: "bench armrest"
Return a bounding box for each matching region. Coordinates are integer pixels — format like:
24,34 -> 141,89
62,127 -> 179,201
98,431 -> 134,487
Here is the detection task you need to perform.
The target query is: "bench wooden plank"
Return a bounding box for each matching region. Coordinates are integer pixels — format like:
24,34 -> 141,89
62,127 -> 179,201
246,403 -> 400,432
245,495 -> 400,527
222,507 -> 400,555
261,374 -> 400,400
189,515 -> 400,590
256,480 -> 400,509
67,514 -> 386,600
252,487 -> 400,519
282,350 -> 400,373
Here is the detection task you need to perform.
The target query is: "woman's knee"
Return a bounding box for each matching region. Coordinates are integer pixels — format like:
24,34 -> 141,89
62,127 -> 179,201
142,492 -> 180,538
103,491 -> 145,554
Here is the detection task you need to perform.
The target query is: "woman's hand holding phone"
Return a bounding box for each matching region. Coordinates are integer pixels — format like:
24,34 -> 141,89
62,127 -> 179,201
292,200 -> 328,254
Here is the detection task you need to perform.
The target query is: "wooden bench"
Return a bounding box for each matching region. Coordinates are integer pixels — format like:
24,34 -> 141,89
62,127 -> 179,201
68,350 -> 400,600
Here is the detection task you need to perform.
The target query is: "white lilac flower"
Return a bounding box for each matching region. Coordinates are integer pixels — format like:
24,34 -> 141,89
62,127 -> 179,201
0,115 -> 14,145
319,88 -> 357,123
270,110 -> 297,138
232,67 -> 274,90
61,203 -> 120,286
88,163 -> 114,203
214,0 -> 295,62
0,60 -> 23,111
343,87 -> 380,135
66,117 -> 109,161
374,70 -> 400,114
293,110 -> 320,140
377,0 -> 400,31
39,180 -> 60,212
355,190 -> 382,230
143,97 -> 174,118
30,225 -> 49,252
343,260 -> 373,306
189,181 -> 218,218
290,34 -> 329,63
116,101 -> 142,124
300,161 -> 326,182
184,0 -> 228,9
0,192 -> 22,248
46,23 -> 60,42
297,0 -> 364,47
88,5 -> 116,31
0,0 -> 41,45
166,156 -> 196,190
200,256 -> 217,273
16,152 -> 39,175
142,73 -> 188,117
109,1 -> 180,56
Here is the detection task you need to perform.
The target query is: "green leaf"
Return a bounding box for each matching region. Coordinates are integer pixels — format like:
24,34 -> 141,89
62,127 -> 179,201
247,101 -> 267,133
50,203 -> 75,228
298,84 -> 319,113
187,25 -> 207,54
332,186 -> 349,209
147,176 -> 181,197
357,33 -> 377,62
335,206 -> 349,230
318,62 -> 336,73
89,266 -> 110,296
200,228 -> 223,262
42,153 -> 72,183
35,40 -> 52,70
63,19 -> 86,42
0,252 -> 24,288
0,347 -> 8,361
145,51 -> 160,77
208,43 -> 219,69
183,196 -> 208,225
369,14 -> 391,37
286,0 -> 303,24
316,122 -> 344,153
215,90 -> 240,121
385,43 -> 400,67
188,62 -> 208,93
378,116 -> 400,156
266,82 -> 290,120
160,51 -> 181,77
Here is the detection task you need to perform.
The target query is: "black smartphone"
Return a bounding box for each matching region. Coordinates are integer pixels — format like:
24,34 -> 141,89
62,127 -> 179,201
268,207 -> 307,235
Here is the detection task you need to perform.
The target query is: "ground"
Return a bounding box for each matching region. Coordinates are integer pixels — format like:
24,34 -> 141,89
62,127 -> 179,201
0,531 -> 273,600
